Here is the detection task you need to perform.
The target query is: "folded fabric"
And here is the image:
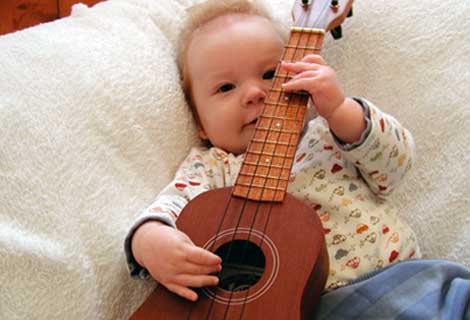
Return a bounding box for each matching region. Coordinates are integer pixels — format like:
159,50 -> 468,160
313,259 -> 470,319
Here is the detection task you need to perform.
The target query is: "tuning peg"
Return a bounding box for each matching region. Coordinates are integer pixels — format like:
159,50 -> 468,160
347,7 -> 353,17
331,25 -> 342,39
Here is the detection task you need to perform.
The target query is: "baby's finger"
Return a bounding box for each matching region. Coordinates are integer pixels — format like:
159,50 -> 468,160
282,76 -> 317,92
281,61 -> 319,74
175,274 -> 219,288
290,70 -> 318,81
186,245 -> 222,265
165,283 -> 199,302
183,262 -> 222,275
301,54 -> 327,65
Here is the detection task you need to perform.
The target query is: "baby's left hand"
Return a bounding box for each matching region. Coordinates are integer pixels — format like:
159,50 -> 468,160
281,54 -> 345,120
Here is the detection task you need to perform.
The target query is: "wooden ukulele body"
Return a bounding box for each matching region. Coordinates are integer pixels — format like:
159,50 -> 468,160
130,187 -> 328,320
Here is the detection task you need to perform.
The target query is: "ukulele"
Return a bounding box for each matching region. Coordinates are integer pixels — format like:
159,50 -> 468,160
130,0 -> 352,318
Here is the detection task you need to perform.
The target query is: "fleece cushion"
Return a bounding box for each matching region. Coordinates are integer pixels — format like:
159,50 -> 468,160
0,0 -> 468,318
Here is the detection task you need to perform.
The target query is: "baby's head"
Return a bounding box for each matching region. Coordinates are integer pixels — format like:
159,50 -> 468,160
176,0 -> 287,154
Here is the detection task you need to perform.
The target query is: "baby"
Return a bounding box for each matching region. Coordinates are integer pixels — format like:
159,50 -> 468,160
125,0 -> 420,302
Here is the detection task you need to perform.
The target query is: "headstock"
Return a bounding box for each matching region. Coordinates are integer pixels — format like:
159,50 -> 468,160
291,0 -> 353,39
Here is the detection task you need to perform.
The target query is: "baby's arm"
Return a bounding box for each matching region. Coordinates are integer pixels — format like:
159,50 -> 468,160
125,147 -> 223,301
281,55 -> 366,144
281,55 -> 414,197
337,101 -> 416,198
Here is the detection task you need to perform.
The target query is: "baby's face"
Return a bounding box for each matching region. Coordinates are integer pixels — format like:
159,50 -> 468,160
186,14 -> 284,154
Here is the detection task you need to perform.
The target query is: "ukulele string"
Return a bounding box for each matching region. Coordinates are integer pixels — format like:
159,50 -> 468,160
219,53 -> 301,314
203,186 -> 253,320
209,8 -> 313,318
224,4 -> 329,317
194,144 -> 270,317
238,0 -> 333,316
200,1 -> 329,318
236,7 -> 316,320
185,192 -> 237,320
200,56 -> 290,318
217,25 -> 307,319
221,17 -> 309,318
193,166 -> 266,319
202,142 -> 270,317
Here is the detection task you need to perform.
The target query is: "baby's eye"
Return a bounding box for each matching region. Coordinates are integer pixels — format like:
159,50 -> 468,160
263,69 -> 276,80
218,83 -> 235,93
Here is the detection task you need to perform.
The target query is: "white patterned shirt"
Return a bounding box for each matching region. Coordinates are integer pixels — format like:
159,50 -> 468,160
125,98 -> 420,290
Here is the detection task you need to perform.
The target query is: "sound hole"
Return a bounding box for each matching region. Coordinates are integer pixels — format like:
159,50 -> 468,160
214,240 -> 265,292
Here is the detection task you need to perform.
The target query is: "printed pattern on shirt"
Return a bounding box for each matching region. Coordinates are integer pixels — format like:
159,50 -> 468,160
127,99 -> 420,290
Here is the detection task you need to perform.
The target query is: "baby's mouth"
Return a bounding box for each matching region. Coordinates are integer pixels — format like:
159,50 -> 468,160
247,118 -> 258,126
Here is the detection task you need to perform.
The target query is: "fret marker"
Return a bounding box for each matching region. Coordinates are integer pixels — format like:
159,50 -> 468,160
276,122 -> 282,128
265,158 -> 271,163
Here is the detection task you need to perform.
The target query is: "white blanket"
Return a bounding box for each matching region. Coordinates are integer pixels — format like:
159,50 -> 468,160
0,0 -> 469,318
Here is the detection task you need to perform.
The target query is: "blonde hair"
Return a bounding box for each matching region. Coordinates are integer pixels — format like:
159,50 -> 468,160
176,0 -> 287,122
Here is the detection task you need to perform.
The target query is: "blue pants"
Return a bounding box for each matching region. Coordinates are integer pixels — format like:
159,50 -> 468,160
313,259 -> 470,319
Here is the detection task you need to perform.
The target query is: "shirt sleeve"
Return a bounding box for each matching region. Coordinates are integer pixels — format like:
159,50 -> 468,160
332,98 -> 416,199
124,147 -> 220,279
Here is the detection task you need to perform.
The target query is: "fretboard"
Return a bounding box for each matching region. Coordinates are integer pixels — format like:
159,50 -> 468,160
232,27 -> 325,202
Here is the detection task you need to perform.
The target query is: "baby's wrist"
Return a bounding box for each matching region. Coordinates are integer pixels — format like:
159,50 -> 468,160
327,98 -> 366,143
324,98 -> 345,121
132,221 -> 168,267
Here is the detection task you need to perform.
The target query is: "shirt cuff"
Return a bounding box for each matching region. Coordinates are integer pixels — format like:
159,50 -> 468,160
124,215 -> 176,279
330,97 -> 372,151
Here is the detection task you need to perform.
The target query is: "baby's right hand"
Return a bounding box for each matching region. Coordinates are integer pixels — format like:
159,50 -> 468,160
131,221 -> 222,301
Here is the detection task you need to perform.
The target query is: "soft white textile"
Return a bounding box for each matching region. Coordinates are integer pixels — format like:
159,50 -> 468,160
0,0 -> 468,318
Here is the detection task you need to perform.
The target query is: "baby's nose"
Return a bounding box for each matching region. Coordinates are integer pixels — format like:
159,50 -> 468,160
243,84 -> 266,107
